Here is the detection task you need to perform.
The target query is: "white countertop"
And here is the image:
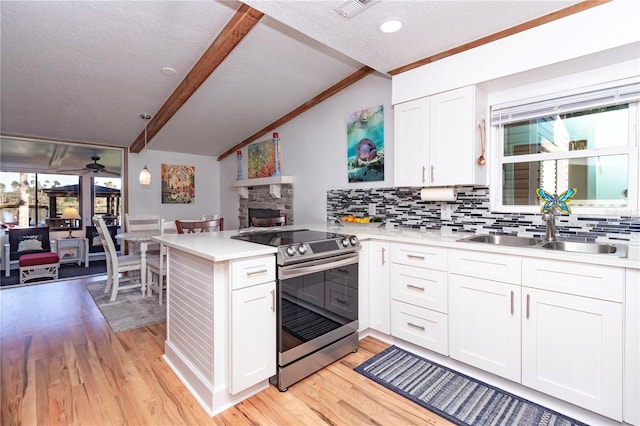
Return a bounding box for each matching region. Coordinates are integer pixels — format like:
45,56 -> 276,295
153,230 -> 277,262
152,224 -> 640,269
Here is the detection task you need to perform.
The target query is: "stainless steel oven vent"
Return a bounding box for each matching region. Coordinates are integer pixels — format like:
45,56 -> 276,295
334,0 -> 380,18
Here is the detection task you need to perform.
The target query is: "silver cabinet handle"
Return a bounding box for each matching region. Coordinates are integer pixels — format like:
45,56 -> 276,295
246,269 -> 268,276
407,254 -> 425,261
407,283 -> 425,291
510,291 -> 514,315
336,298 -> 348,305
431,165 -> 435,183
408,322 -> 425,331
526,294 -> 530,319
271,289 -> 275,312
422,166 -> 426,183
381,247 -> 386,265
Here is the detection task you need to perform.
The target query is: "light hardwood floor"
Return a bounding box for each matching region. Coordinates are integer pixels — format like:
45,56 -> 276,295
1,276 -> 453,425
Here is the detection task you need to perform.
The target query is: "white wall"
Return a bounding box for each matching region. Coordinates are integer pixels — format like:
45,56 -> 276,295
128,148 -> 220,224
220,73 -> 393,229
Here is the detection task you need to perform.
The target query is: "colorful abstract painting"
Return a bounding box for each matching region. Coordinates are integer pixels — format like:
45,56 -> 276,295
248,138 -> 281,178
347,105 -> 384,182
161,164 -> 195,204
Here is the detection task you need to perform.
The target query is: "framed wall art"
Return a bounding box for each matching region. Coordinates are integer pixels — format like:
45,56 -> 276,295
161,164 -> 195,204
248,134 -> 282,178
347,105 -> 384,182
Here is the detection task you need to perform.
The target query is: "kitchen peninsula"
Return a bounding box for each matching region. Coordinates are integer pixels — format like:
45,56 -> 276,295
155,225 -> 639,424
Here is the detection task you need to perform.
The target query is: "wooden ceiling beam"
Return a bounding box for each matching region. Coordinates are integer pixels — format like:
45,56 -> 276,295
217,65 -> 375,161
130,4 -> 264,154
388,0 -> 610,76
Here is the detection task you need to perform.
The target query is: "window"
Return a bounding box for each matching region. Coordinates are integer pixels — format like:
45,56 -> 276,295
0,172 -> 80,228
492,80 -> 639,214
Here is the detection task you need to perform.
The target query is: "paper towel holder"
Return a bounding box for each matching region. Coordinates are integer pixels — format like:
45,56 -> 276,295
420,187 -> 457,202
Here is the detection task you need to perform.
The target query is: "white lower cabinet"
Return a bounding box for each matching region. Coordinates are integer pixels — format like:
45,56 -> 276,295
229,256 -> 276,395
369,241 -> 390,334
449,273 -> 521,382
624,269 -> 640,426
521,286 -> 622,420
448,250 -> 624,420
390,243 -> 448,355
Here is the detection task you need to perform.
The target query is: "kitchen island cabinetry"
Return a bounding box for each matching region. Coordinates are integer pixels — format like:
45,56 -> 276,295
393,85 -> 487,187
625,269 -> 640,426
156,232 -> 277,417
229,256 -> 276,395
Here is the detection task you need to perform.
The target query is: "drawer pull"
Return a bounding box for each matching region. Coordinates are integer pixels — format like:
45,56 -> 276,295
336,268 -> 349,274
407,283 -> 425,291
510,291 -> 514,315
271,289 -> 275,312
336,298 -> 348,305
407,322 -> 425,331
246,269 -> 268,276
407,254 -> 425,261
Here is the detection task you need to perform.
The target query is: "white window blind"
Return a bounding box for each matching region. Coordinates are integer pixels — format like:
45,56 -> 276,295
491,80 -> 640,126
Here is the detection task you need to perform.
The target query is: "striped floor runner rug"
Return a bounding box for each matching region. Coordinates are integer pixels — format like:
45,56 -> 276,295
355,345 -> 588,426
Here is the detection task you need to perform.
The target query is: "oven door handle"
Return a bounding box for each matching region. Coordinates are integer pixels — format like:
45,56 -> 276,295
279,253 -> 358,279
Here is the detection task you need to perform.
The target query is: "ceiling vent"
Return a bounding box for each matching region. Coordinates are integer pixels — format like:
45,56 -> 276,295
334,0 -> 381,18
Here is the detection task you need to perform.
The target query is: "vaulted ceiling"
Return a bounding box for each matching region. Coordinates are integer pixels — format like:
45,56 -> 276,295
1,0 -> 592,174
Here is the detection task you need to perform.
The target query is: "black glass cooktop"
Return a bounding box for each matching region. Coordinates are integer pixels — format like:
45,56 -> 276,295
232,229 -> 344,247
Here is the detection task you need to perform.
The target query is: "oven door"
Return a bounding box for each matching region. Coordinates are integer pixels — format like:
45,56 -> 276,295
277,253 -> 359,366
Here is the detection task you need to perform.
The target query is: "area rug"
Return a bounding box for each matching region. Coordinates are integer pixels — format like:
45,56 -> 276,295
354,345 -> 587,426
1,260 -> 107,288
85,281 -> 166,333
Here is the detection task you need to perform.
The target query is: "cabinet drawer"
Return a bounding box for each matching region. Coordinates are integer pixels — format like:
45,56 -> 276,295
391,300 -> 448,355
391,264 -> 447,313
449,250 -> 521,284
522,258 -> 623,302
230,255 -> 276,290
391,243 -> 447,271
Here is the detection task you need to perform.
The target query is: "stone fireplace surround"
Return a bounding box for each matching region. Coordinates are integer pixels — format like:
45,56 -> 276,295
238,183 -> 293,228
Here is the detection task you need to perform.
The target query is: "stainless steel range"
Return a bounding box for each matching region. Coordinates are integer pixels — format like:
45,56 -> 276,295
232,228 -> 360,391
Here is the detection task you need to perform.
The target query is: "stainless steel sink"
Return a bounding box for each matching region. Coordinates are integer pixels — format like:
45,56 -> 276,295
457,234 -> 543,247
457,234 -> 628,258
539,240 -> 628,257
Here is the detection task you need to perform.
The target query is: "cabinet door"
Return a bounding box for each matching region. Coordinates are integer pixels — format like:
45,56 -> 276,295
230,281 -> 276,394
369,241 -> 390,334
394,97 -> 429,187
624,269 -> 640,425
449,274 -> 521,382
429,85 -> 476,186
522,287 -> 623,420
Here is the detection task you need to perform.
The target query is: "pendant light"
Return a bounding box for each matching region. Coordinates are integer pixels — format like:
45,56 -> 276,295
139,113 -> 152,185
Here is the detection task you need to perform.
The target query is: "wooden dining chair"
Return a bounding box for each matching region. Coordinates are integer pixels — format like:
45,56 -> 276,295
146,219 -> 167,305
124,213 -> 161,254
175,218 -> 224,234
251,216 -> 286,227
93,215 -> 142,302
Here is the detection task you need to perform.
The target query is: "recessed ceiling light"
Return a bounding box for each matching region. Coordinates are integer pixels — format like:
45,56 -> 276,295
380,19 -> 402,34
161,67 -> 177,76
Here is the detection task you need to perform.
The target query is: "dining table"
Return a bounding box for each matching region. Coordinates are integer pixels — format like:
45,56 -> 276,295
115,229 -> 161,296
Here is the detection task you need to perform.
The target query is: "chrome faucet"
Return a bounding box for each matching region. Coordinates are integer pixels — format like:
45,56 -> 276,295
542,212 -> 557,241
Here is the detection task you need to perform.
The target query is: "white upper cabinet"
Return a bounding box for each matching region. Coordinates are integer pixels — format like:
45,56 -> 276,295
393,85 -> 487,187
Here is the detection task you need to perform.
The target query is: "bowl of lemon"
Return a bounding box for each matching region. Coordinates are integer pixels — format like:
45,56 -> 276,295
338,216 -> 384,228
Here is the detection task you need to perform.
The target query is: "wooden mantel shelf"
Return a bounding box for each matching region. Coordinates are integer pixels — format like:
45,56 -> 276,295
231,176 -> 293,198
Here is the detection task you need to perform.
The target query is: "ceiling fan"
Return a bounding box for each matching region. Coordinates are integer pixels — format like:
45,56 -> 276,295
62,155 -> 121,176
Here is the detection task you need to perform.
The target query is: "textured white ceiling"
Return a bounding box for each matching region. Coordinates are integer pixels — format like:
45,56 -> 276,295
1,0 -> 584,172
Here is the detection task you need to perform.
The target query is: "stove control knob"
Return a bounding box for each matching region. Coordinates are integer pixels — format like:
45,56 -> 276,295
349,236 -> 359,246
341,238 -> 349,247
286,246 -> 296,257
297,244 -> 307,255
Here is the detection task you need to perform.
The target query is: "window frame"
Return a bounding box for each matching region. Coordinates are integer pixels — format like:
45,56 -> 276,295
490,88 -> 639,216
